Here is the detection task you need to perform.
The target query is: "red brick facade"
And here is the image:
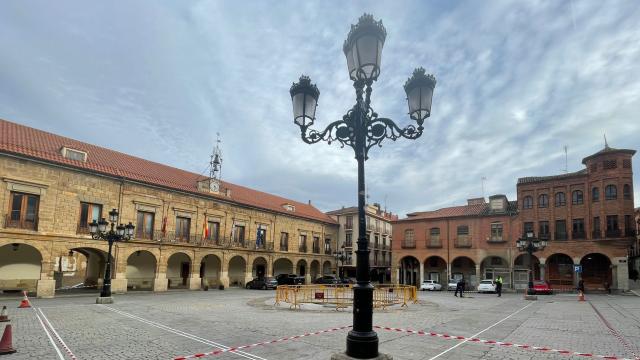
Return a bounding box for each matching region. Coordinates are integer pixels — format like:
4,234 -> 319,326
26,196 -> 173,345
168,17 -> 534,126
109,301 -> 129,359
392,146 -> 636,291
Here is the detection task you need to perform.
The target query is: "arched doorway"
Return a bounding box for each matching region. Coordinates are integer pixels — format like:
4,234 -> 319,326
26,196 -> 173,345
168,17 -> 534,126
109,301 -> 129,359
310,260 -> 320,281
167,252 -> 191,289
126,250 -> 157,290
296,259 -> 307,277
514,254 -> 540,290
399,256 -> 419,286
546,253 -> 574,287
581,253 -> 611,290
322,260 -> 332,276
252,257 -> 267,278
228,256 -> 246,287
273,258 -> 293,276
0,243 -> 42,294
58,246 -> 113,292
451,256 -> 476,287
200,254 -> 221,288
423,256 -> 446,285
480,256 -> 510,288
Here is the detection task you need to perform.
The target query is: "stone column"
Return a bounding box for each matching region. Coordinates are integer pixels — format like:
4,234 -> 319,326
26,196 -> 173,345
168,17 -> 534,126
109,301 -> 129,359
613,257 -> 628,291
111,250 -> 128,294
266,257 -> 273,277
475,264 -> 481,288
154,254 -> 168,292
305,273 -> 312,285
573,257 -> 581,287
244,258 -> 253,286
419,262 -> 425,285
391,266 -> 399,284
37,259 -> 56,298
539,263 -> 546,281
446,263 -> 452,282
187,260 -> 202,290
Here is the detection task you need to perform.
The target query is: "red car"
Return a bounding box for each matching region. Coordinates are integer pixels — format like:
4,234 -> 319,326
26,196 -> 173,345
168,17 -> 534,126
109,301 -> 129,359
532,280 -> 553,295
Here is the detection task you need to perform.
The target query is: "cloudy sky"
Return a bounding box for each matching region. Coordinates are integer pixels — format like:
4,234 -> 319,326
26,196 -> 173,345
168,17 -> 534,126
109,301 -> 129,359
1,1 -> 639,216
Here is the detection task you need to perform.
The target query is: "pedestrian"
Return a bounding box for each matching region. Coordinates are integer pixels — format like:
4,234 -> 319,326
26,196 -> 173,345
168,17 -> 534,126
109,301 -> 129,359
495,275 -> 503,297
455,278 -> 465,297
578,279 -> 585,294
603,281 -> 611,295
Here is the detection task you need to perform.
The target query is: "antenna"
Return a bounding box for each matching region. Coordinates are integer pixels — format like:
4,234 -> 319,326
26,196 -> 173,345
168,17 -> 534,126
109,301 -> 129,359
481,176 -> 487,199
604,134 -> 609,148
563,145 -> 568,173
384,194 -> 387,213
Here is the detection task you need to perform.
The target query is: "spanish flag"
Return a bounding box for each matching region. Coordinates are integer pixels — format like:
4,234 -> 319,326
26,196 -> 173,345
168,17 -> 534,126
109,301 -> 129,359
202,217 -> 209,240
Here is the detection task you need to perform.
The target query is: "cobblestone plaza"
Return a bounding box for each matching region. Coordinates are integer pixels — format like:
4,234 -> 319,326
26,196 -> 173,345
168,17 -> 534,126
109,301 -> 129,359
1,289 -> 638,359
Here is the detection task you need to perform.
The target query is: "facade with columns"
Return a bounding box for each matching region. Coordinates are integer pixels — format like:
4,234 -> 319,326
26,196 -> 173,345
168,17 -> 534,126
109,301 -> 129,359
392,145 -> 636,292
0,119 -> 337,298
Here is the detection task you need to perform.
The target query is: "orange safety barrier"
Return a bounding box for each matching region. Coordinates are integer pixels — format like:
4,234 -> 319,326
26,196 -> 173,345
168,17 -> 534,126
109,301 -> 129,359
275,284 -> 417,310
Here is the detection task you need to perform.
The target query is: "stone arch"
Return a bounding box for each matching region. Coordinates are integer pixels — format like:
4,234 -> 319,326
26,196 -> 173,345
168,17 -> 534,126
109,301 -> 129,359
322,260 -> 332,276
167,252 -> 192,289
423,256 -> 446,285
200,254 -> 221,288
63,246 -> 114,291
399,256 -> 420,286
126,250 -> 157,290
513,254 -> 540,290
310,260 -> 320,281
451,256 -> 476,286
480,256 -> 510,286
580,253 -> 611,290
252,256 -> 268,278
228,255 -> 247,287
296,259 -> 307,277
274,258 -> 294,276
546,253 -> 574,287
0,242 -> 43,293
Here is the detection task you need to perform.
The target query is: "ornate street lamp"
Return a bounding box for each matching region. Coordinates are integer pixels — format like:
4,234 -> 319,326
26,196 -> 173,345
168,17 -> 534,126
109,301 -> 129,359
89,208 -> 134,302
517,231 -> 547,295
290,13 -> 436,359
334,245 -> 351,281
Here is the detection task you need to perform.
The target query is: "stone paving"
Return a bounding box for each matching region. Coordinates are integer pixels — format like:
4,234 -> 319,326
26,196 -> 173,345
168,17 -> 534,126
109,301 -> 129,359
0,289 -> 639,359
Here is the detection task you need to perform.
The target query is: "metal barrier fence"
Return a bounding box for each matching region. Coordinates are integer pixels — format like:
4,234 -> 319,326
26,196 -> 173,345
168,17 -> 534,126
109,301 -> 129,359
275,284 -> 418,310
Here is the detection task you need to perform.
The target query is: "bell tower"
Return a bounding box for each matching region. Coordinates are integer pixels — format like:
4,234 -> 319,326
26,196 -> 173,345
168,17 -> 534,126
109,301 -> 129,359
198,133 -> 223,194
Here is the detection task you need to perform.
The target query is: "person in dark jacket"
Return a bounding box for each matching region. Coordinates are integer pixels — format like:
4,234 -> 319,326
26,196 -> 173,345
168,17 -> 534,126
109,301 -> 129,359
454,278 -> 465,297
578,279 -> 585,294
495,276 -> 503,297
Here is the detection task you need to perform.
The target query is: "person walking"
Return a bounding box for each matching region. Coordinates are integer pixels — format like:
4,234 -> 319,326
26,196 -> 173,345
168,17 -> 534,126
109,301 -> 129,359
495,275 -> 503,297
578,279 -> 585,294
455,277 -> 465,297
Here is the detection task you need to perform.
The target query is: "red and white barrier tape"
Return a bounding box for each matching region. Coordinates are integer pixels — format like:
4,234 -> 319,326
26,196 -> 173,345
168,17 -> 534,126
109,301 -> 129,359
35,308 -> 78,360
173,325 -> 352,359
374,325 -> 637,360
589,302 -> 640,360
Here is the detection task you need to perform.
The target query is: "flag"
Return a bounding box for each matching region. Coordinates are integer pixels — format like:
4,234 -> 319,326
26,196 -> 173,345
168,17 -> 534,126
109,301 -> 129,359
161,204 -> 168,236
256,225 -> 262,248
202,217 -> 209,241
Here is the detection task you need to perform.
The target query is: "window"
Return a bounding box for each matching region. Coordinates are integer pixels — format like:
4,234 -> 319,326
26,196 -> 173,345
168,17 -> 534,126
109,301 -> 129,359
429,227 -> 440,246
538,194 -> 548,208
280,232 -> 289,251
313,236 -> 320,253
572,219 -> 585,239
623,159 -> 631,168
345,215 -> 353,229
403,229 -> 415,248
256,227 -> 267,248
625,215 -> 634,236
539,221 -> 549,238
456,225 -> 470,247
207,221 -> 220,242
490,222 -> 503,241
345,233 -> 353,247
523,222 -> 534,235
555,220 -> 567,240
603,159 -> 617,169
572,190 -> 583,205
590,163 -> 597,172
606,215 -> 619,237
523,196 -> 533,209
61,147 -> 87,162
136,211 -> 154,239
324,238 -> 331,254
299,234 -> 307,252
79,202 -> 102,233
623,184 -> 631,199
282,204 -> 295,212
592,217 -> 601,238
7,192 -> 39,230
592,187 -> 599,202
605,185 -> 617,200
233,225 -> 245,244
175,216 -> 191,241
555,192 -> 566,207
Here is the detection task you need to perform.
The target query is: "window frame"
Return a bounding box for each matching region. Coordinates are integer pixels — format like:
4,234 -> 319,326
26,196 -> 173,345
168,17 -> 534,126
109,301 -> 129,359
623,184 -> 631,199
79,202 -> 103,233
538,194 -> 548,208
207,220 -> 220,242
571,190 -> 583,205
175,216 -> 191,241
490,222 -> 503,241
136,210 -> 155,240
523,196 -> 533,209
592,187 -> 599,202
7,191 -> 40,230
280,232 -> 289,251
554,192 -> 566,207
605,185 -> 617,200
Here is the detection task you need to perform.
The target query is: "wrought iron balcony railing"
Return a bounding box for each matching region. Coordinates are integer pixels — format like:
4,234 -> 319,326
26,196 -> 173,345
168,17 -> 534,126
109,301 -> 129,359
4,215 -> 38,231
572,231 -> 586,240
606,229 -> 621,238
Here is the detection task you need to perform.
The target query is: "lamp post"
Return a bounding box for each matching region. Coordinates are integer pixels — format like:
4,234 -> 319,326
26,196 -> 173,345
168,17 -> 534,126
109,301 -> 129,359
89,208 -> 135,303
334,245 -> 351,281
290,14 -> 436,359
516,231 -> 547,295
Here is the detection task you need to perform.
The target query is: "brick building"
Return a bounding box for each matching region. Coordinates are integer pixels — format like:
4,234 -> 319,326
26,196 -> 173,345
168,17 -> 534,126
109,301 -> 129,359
326,204 -> 396,281
0,119 -> 337,298
392,145 -> 636,291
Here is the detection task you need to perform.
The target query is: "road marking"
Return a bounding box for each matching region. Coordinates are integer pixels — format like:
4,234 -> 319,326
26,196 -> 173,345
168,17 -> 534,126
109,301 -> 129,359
33,308 -> 66,360
100,305 -> 267,360
427,302 -> 534,360
37,308 -> 77,360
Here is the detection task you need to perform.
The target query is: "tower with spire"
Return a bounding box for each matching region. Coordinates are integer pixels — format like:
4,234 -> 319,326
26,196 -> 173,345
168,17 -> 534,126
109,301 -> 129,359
198,133 -> 223,194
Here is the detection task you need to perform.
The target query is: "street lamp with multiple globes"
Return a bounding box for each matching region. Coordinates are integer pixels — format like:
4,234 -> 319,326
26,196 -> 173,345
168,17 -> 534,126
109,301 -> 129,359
89,208 -> 135,301
290,13 -> 436,359
334,245 -> 351,281
516,231 -> 547,295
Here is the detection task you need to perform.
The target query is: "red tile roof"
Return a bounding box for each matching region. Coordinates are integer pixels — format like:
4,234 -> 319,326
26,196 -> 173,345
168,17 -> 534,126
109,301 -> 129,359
400,203 -> 487,221
0,119 -> 336,224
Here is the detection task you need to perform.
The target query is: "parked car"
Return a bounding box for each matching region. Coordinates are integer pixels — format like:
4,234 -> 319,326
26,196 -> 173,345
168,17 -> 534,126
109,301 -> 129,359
477,279 -> 497,293
447,279 -> 458,291
532,280 -> 553,295
313,275 -> 339,285
275,274 -> 305,285
420,280 -> 442,291
246,277 -> 278,290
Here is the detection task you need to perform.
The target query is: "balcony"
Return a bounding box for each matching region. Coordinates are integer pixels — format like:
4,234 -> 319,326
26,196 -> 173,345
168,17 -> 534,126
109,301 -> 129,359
454,237 -> 471,248
401,240 -> 416,249
345,222 -> 353,230
299,243 -> 308,253
625,229 -> 637,237
325,247 -> 332,255
345,239 -> 353,247
76,223 -> 91,235
4,215 -> 38,231
539,233 -> 550,241
426,240 -> 442,248
280,242 -> 288,252
151,232 -> 273,250
312,244 -> 321,254
606,229 -> 621,238
554,232 -> 568,241
153,231 -> 195,244
572,231 -> 586,240
592,230 -> 601,239
487,236 -> 506,243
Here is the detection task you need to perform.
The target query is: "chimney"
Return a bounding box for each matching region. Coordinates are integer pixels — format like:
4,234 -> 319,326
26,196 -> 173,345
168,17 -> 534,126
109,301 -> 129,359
467,197 -> 485,206
225,188 -> 232,197
308,200 -> 312,205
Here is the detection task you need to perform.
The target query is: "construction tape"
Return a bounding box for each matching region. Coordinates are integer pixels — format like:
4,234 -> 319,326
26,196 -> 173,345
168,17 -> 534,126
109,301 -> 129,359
374,325 -> 638,360
173,325 -> 352,359
55,285 -> 98,291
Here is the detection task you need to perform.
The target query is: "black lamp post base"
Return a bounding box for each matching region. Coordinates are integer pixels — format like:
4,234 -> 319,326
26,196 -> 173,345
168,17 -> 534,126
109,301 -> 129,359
331,352 -> 393,360
95,296 -> 114,304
